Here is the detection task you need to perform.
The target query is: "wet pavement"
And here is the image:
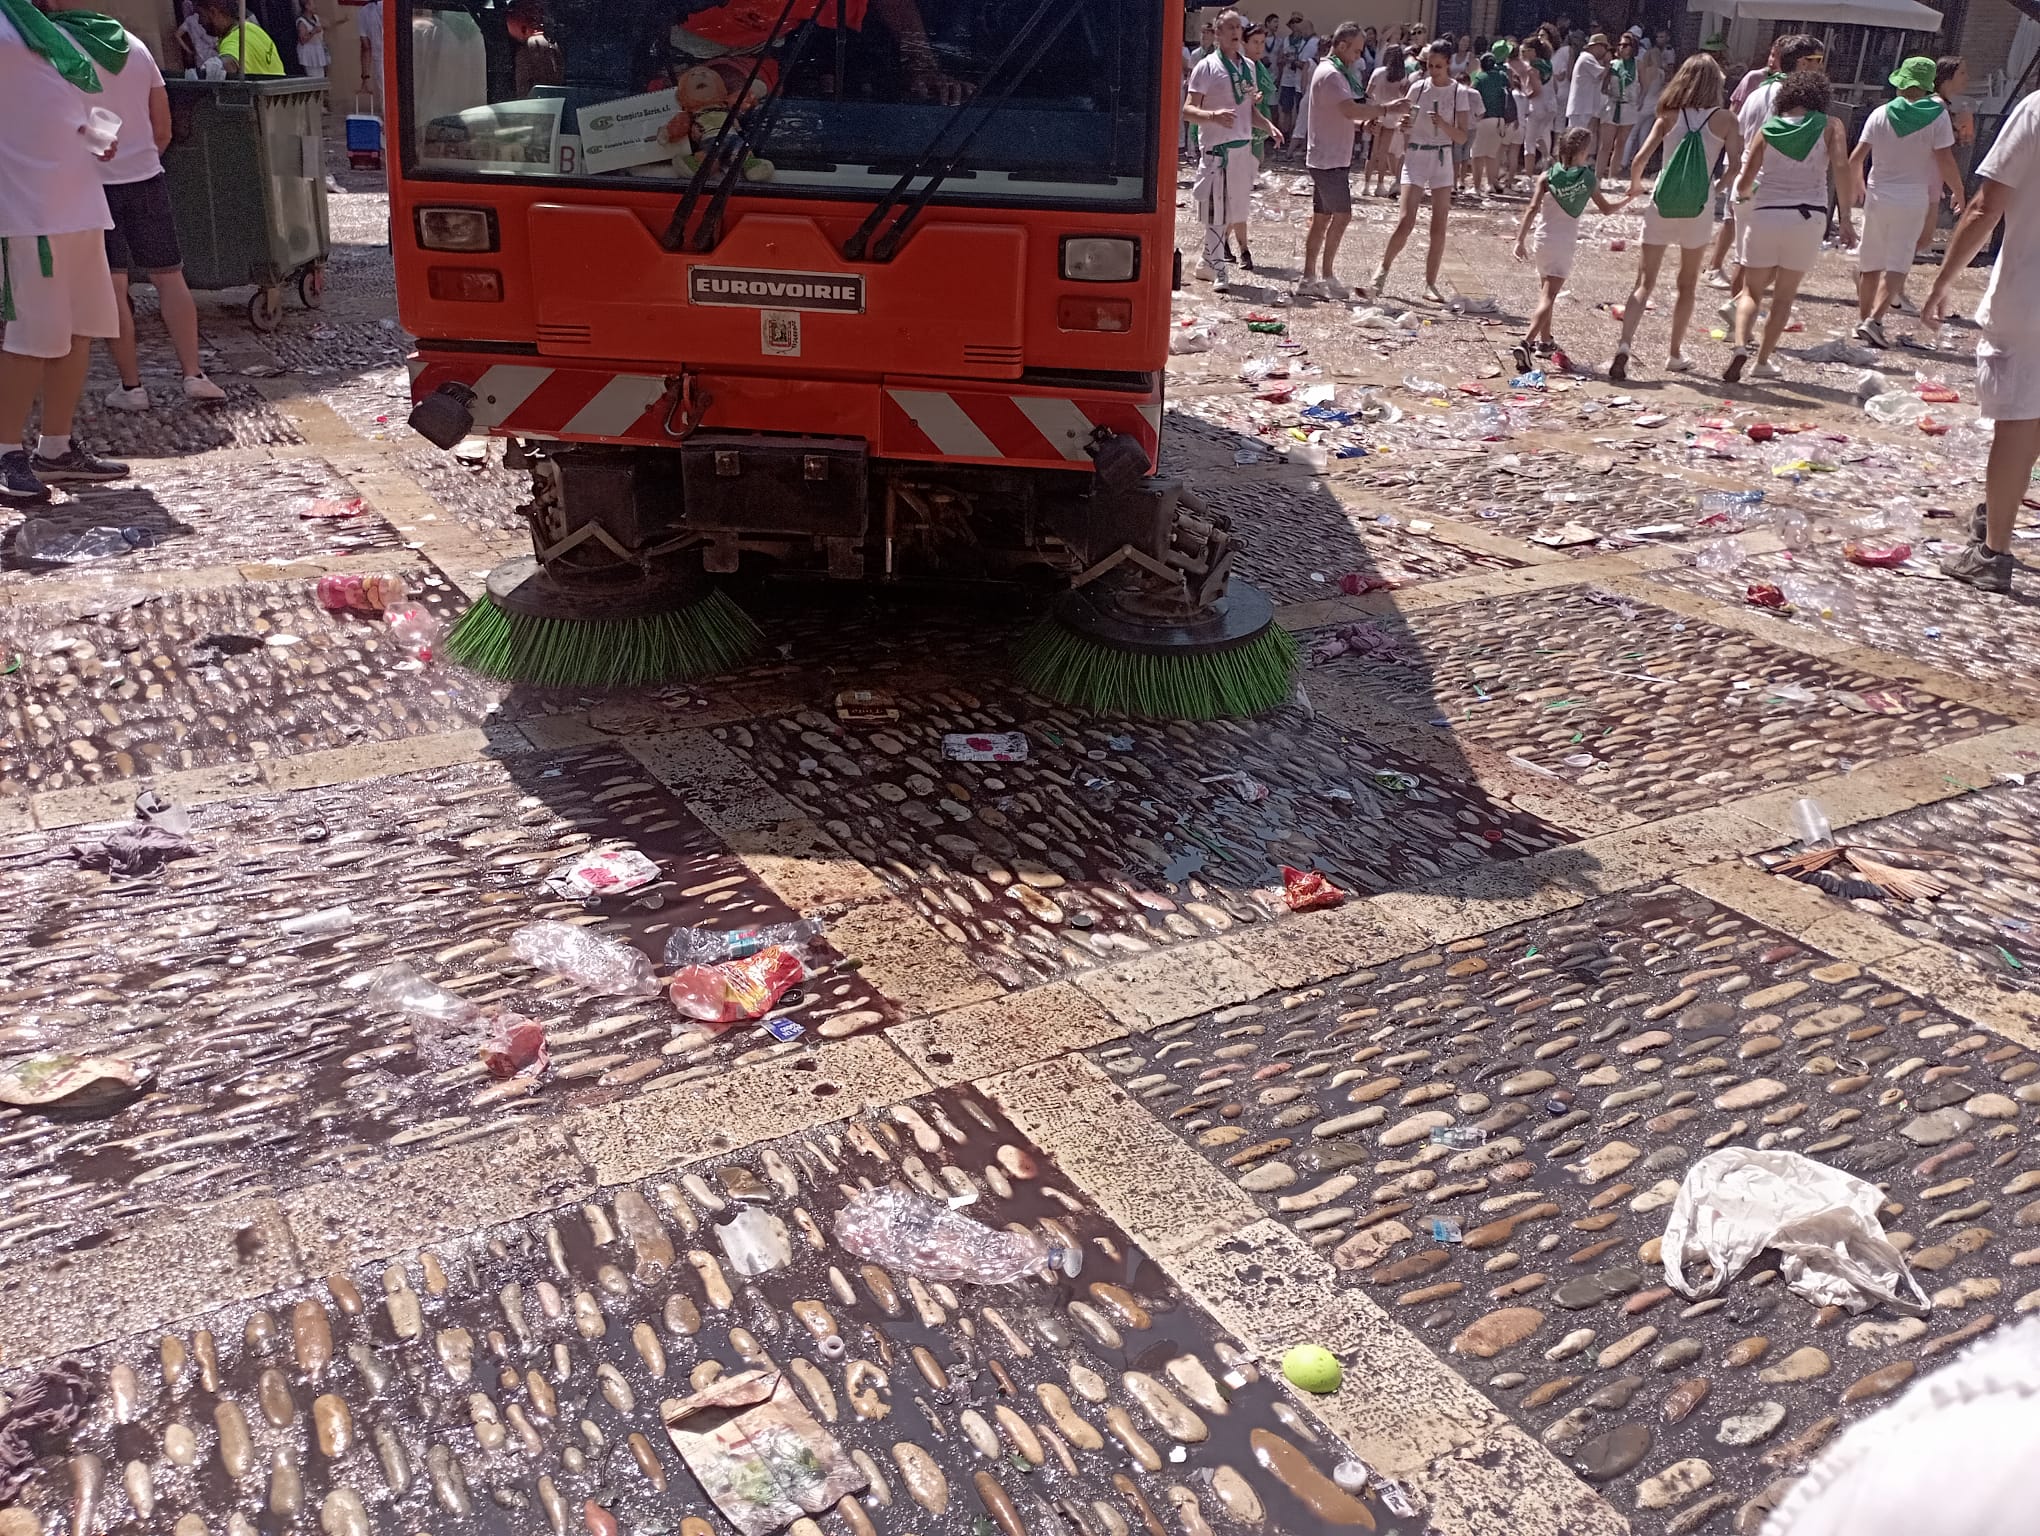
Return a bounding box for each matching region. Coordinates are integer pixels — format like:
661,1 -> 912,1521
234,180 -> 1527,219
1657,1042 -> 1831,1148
0,136 -> 2036,1536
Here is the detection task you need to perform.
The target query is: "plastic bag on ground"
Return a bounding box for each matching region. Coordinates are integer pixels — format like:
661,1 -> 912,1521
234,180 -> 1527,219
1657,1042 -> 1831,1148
668,946 -> 806,1026
833,1187 -> 1080,1285
478,1014 -> 548,1079
509,921 -> 660,996
1660,1147 -> 1930,1315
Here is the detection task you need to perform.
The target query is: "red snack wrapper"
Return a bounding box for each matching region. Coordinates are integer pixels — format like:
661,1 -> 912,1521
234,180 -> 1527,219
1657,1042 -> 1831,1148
1916,384 -> 1959,403
479,1014 -> 548,1080
1281,865 -> 1347,912
1745,584 -> 1789,610
1843,542 -> 1912,568
669,946 -> 806,1027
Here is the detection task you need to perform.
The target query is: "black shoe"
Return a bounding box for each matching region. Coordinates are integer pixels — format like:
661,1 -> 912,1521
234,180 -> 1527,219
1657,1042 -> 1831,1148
1223,240 -> 1238,263
1608,348 -> 1629,382
1512,342 -> 1533,373
31,443 -> 129,483
1239,246 -> 1256,271
1723,349 -> 1748,384
0,448 -> 51,504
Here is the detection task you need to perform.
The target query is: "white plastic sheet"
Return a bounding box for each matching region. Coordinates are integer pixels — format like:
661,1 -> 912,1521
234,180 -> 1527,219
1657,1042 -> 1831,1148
1661,1148 -> 1931,1316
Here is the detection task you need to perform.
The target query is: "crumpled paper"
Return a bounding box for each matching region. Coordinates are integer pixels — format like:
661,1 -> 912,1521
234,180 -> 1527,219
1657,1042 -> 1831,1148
1661,1147 -> 1930,1316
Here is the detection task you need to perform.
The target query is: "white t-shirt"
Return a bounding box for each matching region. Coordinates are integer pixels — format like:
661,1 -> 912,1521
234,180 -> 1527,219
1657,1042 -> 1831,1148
1977,91 -> 2040,342
92,32 -> 166,187
0,13 -> 114,239
1281,35 -> 1318,91
1860,99 -> 1956,199
1736,76 -> 1782,145
1567,51 -> 1605,119
1403,77 -> 1461,145
1187,49 -> 1255,147
1304,57 -> 1361,169
1552,43 -> 1574,87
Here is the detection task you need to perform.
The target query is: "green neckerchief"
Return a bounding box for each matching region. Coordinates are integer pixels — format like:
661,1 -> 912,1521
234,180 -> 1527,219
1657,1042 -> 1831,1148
1331,53 -> 1365,96
0,237 -> 56,325
1251,58 -> 1275,143
0,0 -> 104,90
1533,56 -> 1551,81
1886,94 -> 1946,138
1609,57 -> 1635,96
1764,70 -> 1786,86
1762,111 -> 1826,161
47,10 -> 130,73
1218,47 -> 1251,104
1547,163 -> 1596,218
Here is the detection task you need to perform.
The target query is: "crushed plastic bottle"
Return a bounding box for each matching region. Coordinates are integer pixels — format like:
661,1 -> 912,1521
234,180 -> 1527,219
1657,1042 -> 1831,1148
1863,391 -> 1931,426
664,920 -> 821,967
833,1187 -> 1081,1285
1790,797 -> 1833,847
364,963 -> 480,1024
1168,326 -> 1214,355
387,607 -> 443,663
716,1207 -> 794,1277
14,520 -> 152,563
1696,490 -> 1764,514
508,921 -> 659,996
316,573 -> 410,615
279,905 -> 357,937
1693,536 -> 1747,576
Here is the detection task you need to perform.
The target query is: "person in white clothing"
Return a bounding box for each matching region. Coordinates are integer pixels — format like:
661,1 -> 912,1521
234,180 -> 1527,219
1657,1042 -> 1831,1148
1719,33 -> 1824,318
1298,22 -> 1403,299
355,0 -> 383,103
0,1 -> 130,505
1183,10 -> 1279,292
1371,39 -> 1467,303
1926,90 -> 2040,594
1276,12 -> 1316,143
1565,32 -> 1606,133
1512,125 -> 1629,368
1724,70 -> 1855,383
83,21 -> 228,412
1847,56 -> 1961,347
295,0 -> 327,78
1362,45 -> 1408,197
1610,53 -> 1740,379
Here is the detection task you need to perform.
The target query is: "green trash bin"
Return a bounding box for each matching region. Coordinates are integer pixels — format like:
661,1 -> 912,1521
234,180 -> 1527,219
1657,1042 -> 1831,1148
158,77 -> 333,332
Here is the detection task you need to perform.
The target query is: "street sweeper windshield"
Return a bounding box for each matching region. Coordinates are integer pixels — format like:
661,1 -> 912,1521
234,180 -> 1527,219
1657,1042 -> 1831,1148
398,0 -> 1161,207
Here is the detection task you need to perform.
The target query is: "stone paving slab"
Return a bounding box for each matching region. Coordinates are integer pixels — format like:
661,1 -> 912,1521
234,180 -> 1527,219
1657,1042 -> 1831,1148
1090,882 -> 2040,1533
1647,542 -> 2040,707
1,459 -> 409,582
0,746 -> 893,1259
1,1086 -> 1424,1536
1751,778 -> 2040,996
0,570 -> 496,795
1305,584 -> 2004,816
727,688 -> 1572,991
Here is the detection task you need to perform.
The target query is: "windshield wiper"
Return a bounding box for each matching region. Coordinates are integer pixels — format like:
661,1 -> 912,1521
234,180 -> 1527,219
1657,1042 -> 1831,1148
840,0 -> 1069,262
661,0 -> 804,253
686,15 -> 823,252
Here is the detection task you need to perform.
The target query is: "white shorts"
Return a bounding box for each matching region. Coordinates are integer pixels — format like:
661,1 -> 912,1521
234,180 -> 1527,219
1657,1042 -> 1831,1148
1641,205 -> 1713,250
1471,119 -> 1503,159
1979,334 -> 2040,422
1195,144 -> 1256,229
1532,219 -> 1579,278
1741,204 -> 1826,272
0,229 -> 119,360
1857,188 -> 1927,275
1401,145 -> 1455,190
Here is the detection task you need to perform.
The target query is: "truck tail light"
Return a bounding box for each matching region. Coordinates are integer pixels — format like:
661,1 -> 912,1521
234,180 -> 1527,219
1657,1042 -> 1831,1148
415,207 -> 498,252
1058,297 -> 1132,333
428,267 -> 504,303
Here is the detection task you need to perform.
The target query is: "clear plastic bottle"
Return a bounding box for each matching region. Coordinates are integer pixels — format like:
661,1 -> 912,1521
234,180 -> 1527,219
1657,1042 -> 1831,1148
509,921 -> 659,996
364,963 -> 480,1024
833,1188 -> 1082,1285
1790,797 -> 1832,847
1696,490 -> 1764,514
14,520 -> 151,563
280,905 -> 357,936
316,573 -> 409,615
387,607 -> 443,662
663,920 -> 821,968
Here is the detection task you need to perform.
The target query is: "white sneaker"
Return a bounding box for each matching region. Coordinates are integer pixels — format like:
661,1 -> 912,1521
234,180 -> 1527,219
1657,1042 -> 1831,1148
1369,266 -> 1389,295
183,374 -> 228,403
1320,279 -> 1351,301
1752,357 -> 1784,380
1296,278 -> 1326,299
1703,270 -> 1732,289
1196,261 -> 1220,283
1665,354 -> 1694,372
104,385 -> 149,412
1854,318 -> 1889,349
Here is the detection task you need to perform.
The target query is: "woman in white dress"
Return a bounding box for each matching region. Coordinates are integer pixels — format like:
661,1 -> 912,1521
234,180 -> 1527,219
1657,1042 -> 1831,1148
296,0 -> 330,79
1363,44 -> 1409,197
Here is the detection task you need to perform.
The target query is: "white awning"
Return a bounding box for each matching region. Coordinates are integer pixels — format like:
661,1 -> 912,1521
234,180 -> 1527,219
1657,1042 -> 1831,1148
1689,0 -> 1942,27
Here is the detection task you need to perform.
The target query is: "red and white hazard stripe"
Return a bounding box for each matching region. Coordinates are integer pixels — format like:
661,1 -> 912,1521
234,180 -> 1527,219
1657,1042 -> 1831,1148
409,357 -> 1160,470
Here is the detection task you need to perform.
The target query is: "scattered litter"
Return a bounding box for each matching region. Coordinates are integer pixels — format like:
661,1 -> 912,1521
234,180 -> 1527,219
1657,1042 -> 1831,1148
0,1361 -> 95,1501
1745,584 -> 1789,610
509,921 -> 659,996
0,1054 -> 153,1116
1529,522 -> 1600,547
1281,865 -> 1347,911
1662,1147 -> 1931,1315
1773,844 -> 1948,903
293,496 -> 366,519
660,1370 -> 865,1536
316,572 -> 409,613
1201,771 -> 1270,803
668,948 -> 807,1026
1280,1345 -> 1343,1394
13,520 -> 152,563
1843,541 -> 1913,567
833,688 -> 898,723
942,731 -> 1027,762
834,1186 -> 1077,1284
666,921 -> 820,967
478,1014 -> 548,1079
546,844 -> 661,901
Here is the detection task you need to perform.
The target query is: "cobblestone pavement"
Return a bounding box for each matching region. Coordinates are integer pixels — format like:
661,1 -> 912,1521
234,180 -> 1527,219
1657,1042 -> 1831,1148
2,142 -> 2039,1536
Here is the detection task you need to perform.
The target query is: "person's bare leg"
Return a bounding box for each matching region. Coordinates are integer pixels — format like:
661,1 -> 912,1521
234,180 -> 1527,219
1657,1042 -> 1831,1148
1303,213 -> 1329,280
1754,269 -> 1804,365
1423,187 -> 1451,287
153,270 -> 209,382
1322,213 -> 1352,279
1856,270 -> 1878,322
1616,244 -> 1666,356
109,270 -> 142,390
1668,243 -> 1703,358
1984,417 -> 2040,553
1377,185 -> 1421,278
1527,273 -> 1562,344
1732,268 -> 1772,351
1706,211 -> 1733,277
0,352 -> 46,446
40,338 -> 92,439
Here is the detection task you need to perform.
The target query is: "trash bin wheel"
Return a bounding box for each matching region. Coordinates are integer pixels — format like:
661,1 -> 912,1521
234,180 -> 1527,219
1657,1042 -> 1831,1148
248,287 -> 284,333
298,264 -> 327,310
